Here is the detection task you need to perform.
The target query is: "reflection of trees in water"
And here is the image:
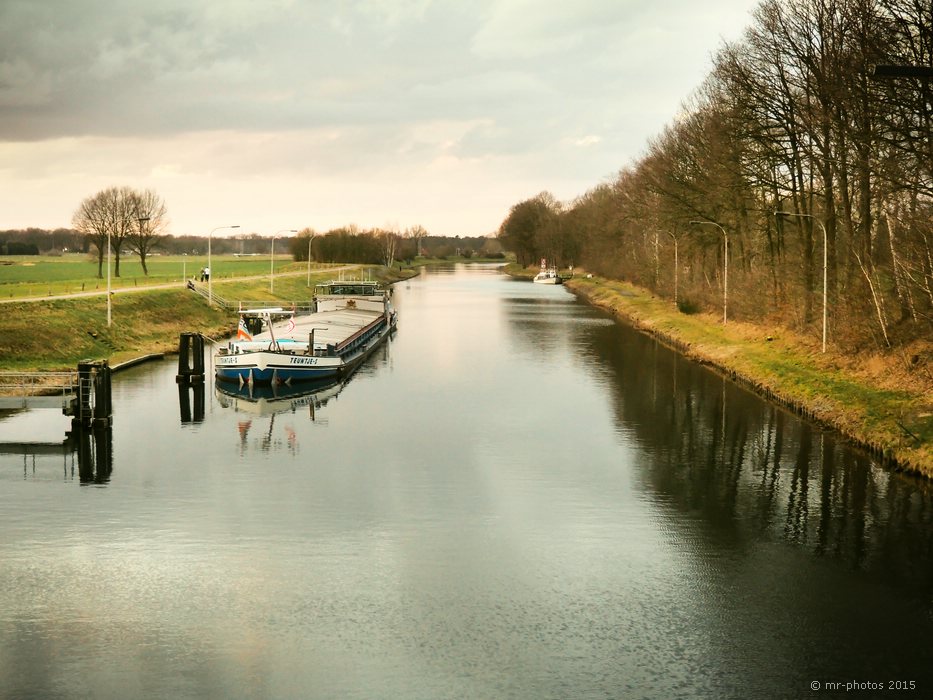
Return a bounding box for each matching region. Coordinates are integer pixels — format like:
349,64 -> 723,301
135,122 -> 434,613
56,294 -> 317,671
580,320 -> 933,587
504,295 -> 612,360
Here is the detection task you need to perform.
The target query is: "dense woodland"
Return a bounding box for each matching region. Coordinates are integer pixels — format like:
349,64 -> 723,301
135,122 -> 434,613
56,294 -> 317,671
499,0 -> 932,353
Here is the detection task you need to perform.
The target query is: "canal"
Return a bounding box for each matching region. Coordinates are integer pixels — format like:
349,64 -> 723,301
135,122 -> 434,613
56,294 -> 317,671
1,264 -> 932,699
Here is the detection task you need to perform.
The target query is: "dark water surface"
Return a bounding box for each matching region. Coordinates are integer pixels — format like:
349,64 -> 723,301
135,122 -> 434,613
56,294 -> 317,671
2,264 -> 932,699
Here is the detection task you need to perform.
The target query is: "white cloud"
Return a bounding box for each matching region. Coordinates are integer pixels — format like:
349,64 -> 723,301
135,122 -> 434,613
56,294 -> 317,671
570,135 -> 602,147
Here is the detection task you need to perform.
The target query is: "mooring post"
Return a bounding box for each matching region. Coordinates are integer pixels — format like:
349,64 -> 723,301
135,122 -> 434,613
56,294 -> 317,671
192,334 -> 205,376
176,332 -> 206,383
177,333 -> 191,378
71,360 -> 112,431
92,361 -> 112,428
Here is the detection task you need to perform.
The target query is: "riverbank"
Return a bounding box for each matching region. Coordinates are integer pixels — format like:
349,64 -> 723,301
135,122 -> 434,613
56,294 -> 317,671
0,265 -> 417,373
563,275 -> 932,479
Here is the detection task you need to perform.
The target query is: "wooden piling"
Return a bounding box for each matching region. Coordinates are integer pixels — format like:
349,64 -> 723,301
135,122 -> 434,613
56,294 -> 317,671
74,360 -> 112,429
176,332 -> 206,383
92,362 -> 112,428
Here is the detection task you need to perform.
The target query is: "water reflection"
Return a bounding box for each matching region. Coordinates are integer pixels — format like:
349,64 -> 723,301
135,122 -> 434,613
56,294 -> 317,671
0,425 -> 112,484
177,381 -> 205,424
212,376 -> 348,454
214,376 -> 346,418
4,266 -> 933,698
74,427 -> 113,483
577,318 -> 933,588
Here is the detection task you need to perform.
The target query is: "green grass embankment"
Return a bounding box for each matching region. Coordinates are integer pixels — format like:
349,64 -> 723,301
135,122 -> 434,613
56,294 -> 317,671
565,275 -> 933,479
0,289 -> 232,371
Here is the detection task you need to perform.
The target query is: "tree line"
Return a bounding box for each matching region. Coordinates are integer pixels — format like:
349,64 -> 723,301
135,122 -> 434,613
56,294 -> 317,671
287,225 -> 502,267
0,228 -> 83,256
499,0 -> 932,352
4,188 -> 502,276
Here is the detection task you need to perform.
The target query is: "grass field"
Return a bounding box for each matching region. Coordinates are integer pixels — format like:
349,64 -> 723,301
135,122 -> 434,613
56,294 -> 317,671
0,254 -> 298,299
0,254 -> 506,299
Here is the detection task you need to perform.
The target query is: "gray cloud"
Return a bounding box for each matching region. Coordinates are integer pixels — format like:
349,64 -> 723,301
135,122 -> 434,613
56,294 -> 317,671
0,0 -> 760,234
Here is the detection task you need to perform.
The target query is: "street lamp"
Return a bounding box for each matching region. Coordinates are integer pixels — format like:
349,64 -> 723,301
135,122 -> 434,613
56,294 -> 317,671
664,230 -> 682,308
775,211 -> 828,353
208,225 -> 240,306
306,232 -> 316,287
689,220 -> 729,324
270,229 -> 297,293
106,228 -> 112,326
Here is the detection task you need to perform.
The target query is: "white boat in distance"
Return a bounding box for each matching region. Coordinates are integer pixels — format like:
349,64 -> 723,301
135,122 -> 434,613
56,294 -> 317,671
533,259 -> 563,284
214,280 -> 397,386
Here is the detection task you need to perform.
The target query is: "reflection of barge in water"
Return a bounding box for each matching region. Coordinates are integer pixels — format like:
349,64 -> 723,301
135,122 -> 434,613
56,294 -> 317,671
214,376 -> 346,418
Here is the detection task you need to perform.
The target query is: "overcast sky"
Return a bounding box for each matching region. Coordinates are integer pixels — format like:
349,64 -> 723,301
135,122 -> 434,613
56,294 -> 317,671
0,0 -> 760,238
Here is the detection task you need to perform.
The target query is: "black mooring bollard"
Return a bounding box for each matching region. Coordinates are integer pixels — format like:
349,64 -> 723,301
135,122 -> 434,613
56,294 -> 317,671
92,361 -> 112,428
177,333 -> 191,377
177,332 -> 206,383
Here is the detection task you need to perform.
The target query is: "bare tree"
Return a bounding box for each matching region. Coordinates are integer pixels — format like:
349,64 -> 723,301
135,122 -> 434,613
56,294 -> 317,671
380,228 -> 399,268
128,189 -> 168,275
72,186 -> 169,278
406,225 -> 429,257
71,189 -> 112,278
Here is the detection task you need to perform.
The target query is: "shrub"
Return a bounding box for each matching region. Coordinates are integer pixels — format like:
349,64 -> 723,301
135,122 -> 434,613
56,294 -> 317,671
678,298 -> 701,315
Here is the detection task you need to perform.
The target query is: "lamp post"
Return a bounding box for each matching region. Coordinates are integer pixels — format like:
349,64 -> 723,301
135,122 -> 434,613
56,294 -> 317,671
270,229 -> 297,293
307,233 -> 316,287
664,230 -> 682,308
208,225 -> 240,306
775,211 -> 828,353
689,220 -> 729,323
107,228 -> 111,326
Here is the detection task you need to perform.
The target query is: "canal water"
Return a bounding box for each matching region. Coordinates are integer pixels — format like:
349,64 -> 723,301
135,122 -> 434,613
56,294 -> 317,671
2,264 -> 932,699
